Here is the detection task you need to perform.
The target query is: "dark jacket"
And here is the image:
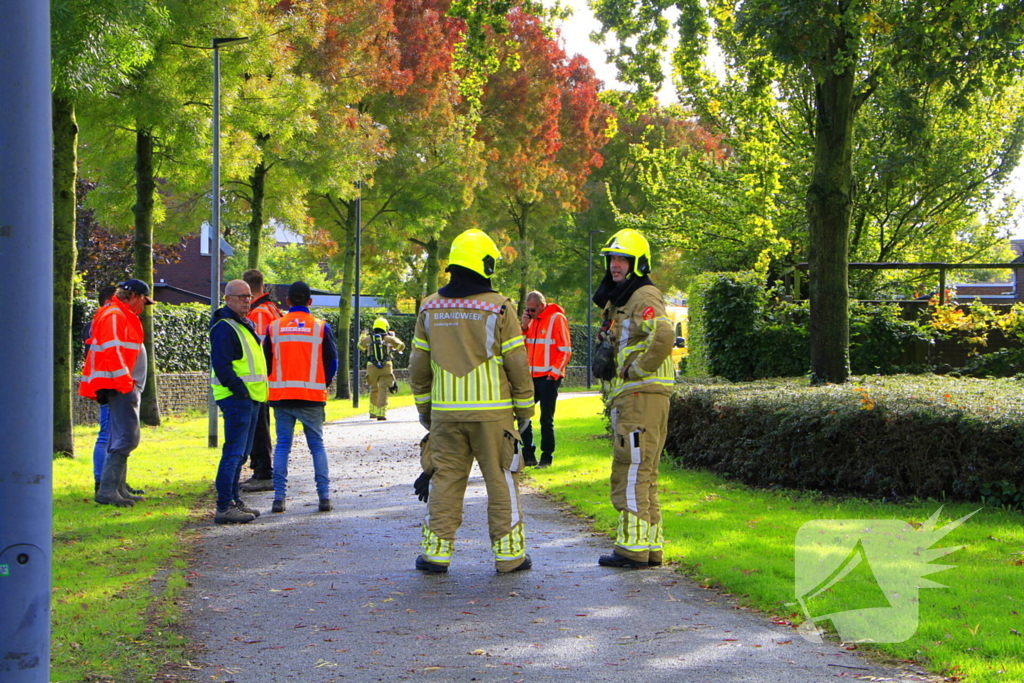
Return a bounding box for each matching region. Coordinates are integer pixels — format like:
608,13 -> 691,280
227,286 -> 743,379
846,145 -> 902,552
262,305 -> 339,407
210,305 -> 262,399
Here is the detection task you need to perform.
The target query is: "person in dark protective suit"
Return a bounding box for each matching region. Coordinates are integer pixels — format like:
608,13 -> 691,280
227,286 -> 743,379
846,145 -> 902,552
358,316 -> 405,421
409,228 -> 535,574
593,229 -> 675,569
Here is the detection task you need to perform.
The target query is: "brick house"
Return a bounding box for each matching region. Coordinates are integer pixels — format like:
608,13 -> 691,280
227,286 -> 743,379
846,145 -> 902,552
153,224 -> 233,304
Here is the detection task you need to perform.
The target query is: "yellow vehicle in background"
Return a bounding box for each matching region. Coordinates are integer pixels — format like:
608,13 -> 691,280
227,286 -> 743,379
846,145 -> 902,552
666,305 -> 688,371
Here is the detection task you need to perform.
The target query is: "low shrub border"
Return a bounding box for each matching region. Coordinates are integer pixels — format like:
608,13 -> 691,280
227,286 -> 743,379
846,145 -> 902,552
665,375 -> 1024,507
527,395 -> 1024,683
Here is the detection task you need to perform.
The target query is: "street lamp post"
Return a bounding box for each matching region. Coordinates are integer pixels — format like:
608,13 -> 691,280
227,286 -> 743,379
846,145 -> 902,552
586,229 -> 605,389
208,36 -> 249,448
352,181 -> 362,408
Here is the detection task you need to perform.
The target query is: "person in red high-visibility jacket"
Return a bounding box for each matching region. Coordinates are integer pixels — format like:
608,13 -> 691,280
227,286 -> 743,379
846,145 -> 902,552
80,279 -> 155,508
520,290 -> 572,468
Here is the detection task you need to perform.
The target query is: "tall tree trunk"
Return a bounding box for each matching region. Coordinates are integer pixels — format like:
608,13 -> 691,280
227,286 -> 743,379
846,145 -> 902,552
515,204 -> 531,316
247,156 -> 267,269
334,200 -> 356,400
807,61 -> 855,385
424,235 -> 439,296
134,128 -> 161,425
52,94 -> 78,457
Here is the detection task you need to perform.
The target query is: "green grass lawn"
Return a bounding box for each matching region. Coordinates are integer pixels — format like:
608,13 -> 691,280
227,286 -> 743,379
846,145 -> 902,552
527,395 -> 1024,683
51,392 -> 414,683
52,390 -> 1023,682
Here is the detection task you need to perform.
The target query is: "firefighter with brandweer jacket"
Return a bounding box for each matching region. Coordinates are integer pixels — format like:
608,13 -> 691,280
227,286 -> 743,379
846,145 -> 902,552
593,228 -> 675,569
409,229 -> 535,574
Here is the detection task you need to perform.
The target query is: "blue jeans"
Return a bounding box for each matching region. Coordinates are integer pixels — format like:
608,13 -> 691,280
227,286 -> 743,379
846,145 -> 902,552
273,404 -> 330,500
93,403 -> 110,482
216,395 -> 261,511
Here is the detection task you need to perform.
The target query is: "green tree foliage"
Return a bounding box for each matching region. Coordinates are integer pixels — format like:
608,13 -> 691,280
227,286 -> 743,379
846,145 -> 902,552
593,0 -> 1024,383
51,0 -> 166,454
79,0 -> 296,424
219,3 -> 322,271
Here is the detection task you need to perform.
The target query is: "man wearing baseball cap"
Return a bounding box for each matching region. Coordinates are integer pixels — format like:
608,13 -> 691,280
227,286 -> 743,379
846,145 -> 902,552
80,278 -> 155,507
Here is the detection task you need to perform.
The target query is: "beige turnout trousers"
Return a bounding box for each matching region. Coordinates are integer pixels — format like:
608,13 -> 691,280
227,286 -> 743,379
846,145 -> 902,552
420,418 -> 527,572
609,391 -> 670,564
366,361 -> 395,417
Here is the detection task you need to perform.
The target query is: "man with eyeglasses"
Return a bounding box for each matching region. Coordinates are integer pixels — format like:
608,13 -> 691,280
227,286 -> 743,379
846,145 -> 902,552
209,279 -> 269,524
520,291 -> 572,468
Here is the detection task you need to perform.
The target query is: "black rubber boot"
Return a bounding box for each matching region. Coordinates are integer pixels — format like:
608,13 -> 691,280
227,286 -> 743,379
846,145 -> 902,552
95,453 -> 134,508
117,463 -> 145,502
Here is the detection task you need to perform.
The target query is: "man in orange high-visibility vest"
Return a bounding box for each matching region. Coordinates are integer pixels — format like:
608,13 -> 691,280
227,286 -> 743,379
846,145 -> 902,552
80,279 -> 155,508
263,281 -> 338,514
240,268 -> 282,493
520,290 -> 572,468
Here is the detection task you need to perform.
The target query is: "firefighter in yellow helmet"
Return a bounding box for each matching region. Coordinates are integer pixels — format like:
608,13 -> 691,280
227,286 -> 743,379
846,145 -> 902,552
592,228 -> 675,568
408,229 -> 535,573
358,316 -> 405,420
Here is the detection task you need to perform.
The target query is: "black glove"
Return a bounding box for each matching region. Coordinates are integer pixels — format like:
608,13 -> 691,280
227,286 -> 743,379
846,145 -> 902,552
591,338 -> 616,381
413,470 -> 433,503
95,388 -> 116,405
388,381 -> 399,395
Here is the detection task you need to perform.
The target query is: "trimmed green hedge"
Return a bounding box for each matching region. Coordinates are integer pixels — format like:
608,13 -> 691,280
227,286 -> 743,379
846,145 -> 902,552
665,376 -> 1024,507
73,298 -> 211,373
686,272 -> 932,380
154,303 -> 212,372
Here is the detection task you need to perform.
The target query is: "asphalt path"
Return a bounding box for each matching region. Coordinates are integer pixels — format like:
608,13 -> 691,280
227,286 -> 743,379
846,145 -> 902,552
179,401 -> 938,683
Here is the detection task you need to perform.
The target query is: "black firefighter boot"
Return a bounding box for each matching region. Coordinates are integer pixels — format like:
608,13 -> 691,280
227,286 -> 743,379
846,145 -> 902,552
95,452 -> 134,507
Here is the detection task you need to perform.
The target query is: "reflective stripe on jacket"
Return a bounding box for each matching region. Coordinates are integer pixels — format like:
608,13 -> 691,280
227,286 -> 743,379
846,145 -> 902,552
408,293 -> 534,423
605,284 -> 675,400
211,319 -> 269,402
524,303 -> 572,379
267,310 -> 327,402
247,297 -> 282,342
79,296 -> 144,399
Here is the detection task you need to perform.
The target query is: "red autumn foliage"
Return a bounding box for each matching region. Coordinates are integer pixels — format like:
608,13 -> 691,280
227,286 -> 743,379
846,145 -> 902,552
477,7 -> 611,213
75,180 -> 182,294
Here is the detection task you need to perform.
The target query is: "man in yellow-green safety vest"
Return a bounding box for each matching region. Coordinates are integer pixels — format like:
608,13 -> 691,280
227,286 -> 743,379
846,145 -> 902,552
592,228 -> 675,569
409,229 -> 535,574
210,279 -> 269,525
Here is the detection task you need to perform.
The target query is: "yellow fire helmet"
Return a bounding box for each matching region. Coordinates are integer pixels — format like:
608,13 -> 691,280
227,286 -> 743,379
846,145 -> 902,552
372,316 -> 389,332
600,228 -> 651,277
448,229 -> 501,278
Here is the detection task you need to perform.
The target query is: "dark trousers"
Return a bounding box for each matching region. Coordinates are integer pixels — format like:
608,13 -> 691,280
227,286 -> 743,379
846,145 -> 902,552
216,395 -> 261,511
521,376 -> 561,462
247,402 -> 273,479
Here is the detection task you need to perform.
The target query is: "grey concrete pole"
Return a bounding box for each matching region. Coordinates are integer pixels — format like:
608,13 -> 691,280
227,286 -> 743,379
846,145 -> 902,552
353,182 -> 362,408
208,42 -> 222,447
0,2 -> 54,681
207,37 -> 248,448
